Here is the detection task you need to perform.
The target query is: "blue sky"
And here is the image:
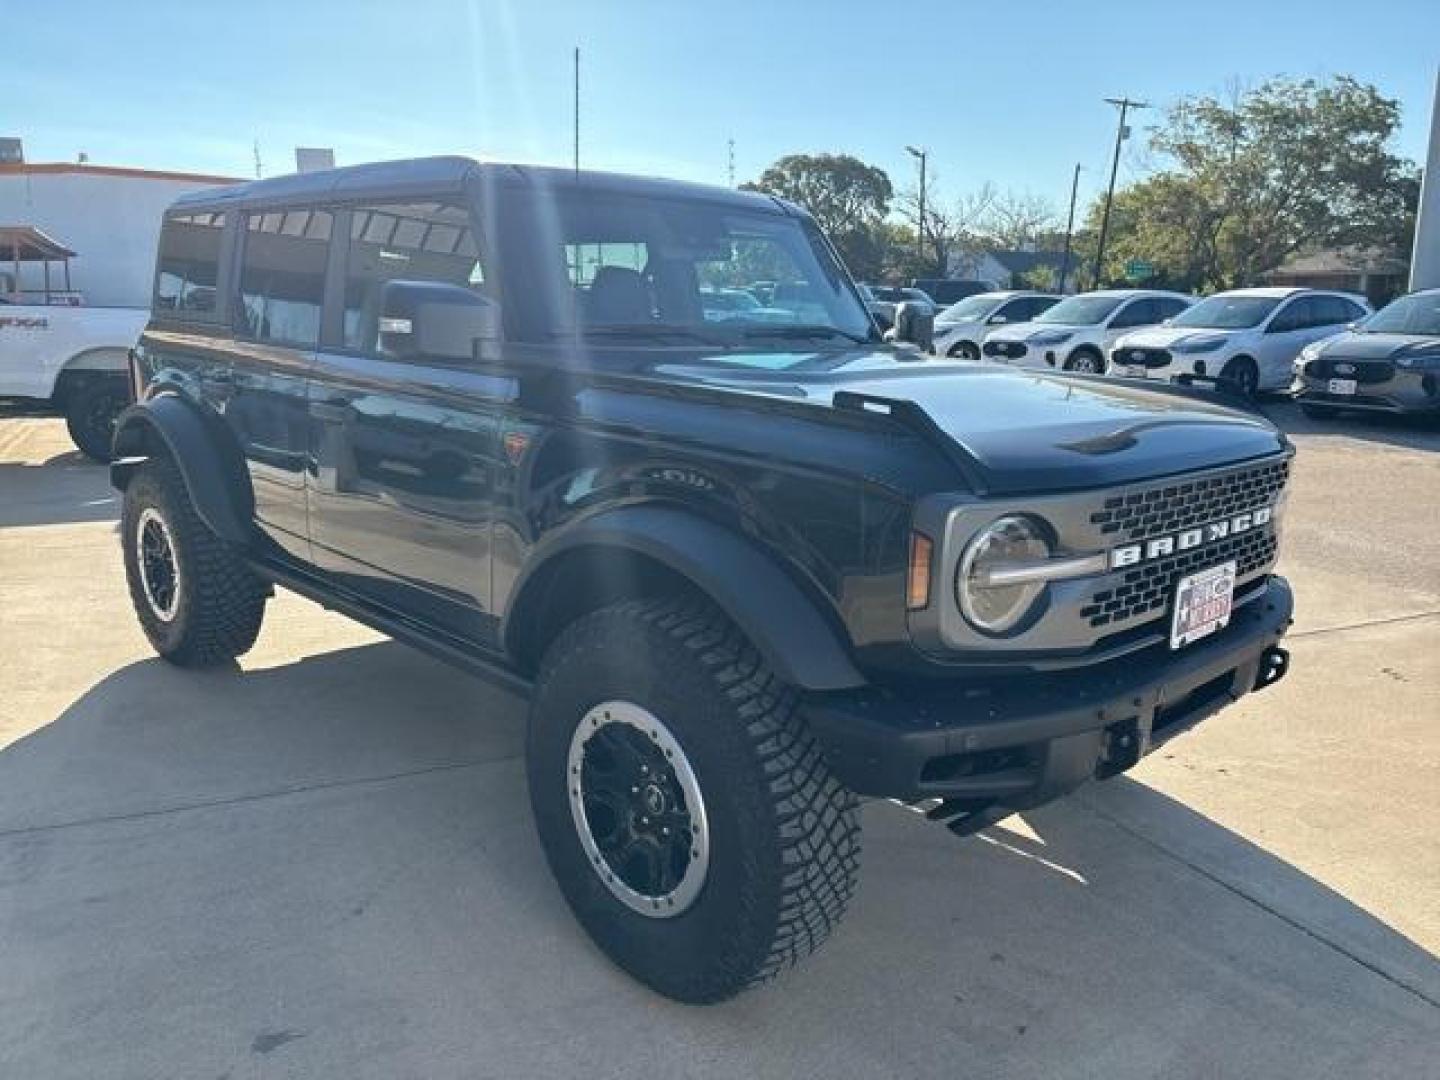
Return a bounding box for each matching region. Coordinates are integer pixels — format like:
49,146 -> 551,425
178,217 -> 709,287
12,0 -> 1440,216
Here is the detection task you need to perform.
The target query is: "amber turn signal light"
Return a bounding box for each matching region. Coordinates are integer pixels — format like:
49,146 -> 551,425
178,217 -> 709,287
907,532 -> 934,610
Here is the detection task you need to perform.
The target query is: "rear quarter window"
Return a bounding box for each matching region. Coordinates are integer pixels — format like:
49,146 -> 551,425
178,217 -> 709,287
155,212 -> 226,316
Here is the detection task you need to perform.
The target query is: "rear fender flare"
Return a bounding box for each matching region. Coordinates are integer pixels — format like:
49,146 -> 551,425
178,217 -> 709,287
110,394 -> 255,545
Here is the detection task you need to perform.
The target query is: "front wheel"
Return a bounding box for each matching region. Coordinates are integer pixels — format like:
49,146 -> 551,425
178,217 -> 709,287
65,376 -> 128,462
527,595 -> 860,1003
1065,349 -> 1105,374
1221,356 -> 1260,398
948,340 -> 980,361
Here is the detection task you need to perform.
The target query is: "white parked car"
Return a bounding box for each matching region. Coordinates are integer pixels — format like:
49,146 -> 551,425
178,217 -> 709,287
0,302 -> 143,459
930,290 -> 1060,360
1109,287 -> 1372,396
981,289 -> 1194,373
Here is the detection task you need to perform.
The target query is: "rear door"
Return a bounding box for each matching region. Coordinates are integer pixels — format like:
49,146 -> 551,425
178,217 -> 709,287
1257,296 -> 1318,388
305,199 -> 506,645
222,208 -> 333,557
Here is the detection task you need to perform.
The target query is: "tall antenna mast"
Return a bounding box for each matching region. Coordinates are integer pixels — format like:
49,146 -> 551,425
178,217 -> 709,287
573,47 -> 580,176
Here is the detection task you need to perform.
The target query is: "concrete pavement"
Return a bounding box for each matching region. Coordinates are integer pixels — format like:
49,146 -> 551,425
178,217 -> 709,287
1,404 -> 1437,1078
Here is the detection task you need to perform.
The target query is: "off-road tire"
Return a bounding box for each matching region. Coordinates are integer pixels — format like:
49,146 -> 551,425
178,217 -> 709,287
121,458 -> 267,666
64,376 -> 128,462
527,594 -> 861,1004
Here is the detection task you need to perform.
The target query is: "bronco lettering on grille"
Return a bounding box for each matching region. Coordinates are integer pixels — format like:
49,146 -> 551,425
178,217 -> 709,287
1110,505 -> 1272,569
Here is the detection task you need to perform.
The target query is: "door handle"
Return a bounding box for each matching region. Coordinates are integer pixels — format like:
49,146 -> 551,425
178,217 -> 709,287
308,400 -> 350,422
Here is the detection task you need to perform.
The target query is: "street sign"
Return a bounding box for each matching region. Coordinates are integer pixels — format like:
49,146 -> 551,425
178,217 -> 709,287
1124,259 -> 1155,281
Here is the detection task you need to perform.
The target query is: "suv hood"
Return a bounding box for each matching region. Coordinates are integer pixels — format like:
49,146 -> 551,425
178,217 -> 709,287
1315,330 -> 1440,361
655,348 -> 1285,494
988,320 -> 1088,342
1118,325 -> 1243,349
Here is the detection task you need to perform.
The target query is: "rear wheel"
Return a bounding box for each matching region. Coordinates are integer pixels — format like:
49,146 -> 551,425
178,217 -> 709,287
1221,355 -> 1260,398
527,595 -> 860,1003
948,340 -> 980,361
64,376 -> 128,462
121,458 -> 268,666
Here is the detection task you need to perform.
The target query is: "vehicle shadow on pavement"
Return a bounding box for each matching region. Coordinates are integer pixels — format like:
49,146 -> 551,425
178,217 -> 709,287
1260,399 -> 1440,452
1,643 -> 1437,1078
0,452 -> 118,528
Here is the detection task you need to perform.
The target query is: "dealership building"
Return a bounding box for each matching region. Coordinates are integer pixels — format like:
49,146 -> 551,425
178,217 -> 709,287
0,151 -> 236,308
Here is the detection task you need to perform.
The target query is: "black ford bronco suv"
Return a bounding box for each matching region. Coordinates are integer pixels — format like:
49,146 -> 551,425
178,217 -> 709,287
112,158 -> 1293,1003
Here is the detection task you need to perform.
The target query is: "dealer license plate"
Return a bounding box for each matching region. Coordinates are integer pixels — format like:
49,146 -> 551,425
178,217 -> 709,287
1327,378 -> 1357,395
1170,561 -> 1237,650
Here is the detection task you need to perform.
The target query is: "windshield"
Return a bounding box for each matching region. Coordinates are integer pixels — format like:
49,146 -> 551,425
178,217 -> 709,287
536,193 -> 871,344
1361,292 -> 1440,336
937,294 -> 1004,323
1034,295 -> 1125,326
1171,295 -> 1281,329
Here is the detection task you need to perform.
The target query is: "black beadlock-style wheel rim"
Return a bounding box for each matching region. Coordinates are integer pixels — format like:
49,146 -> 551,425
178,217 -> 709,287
86,389 -> 123,443
135,507 -> 181,621
567,701 -> 710,918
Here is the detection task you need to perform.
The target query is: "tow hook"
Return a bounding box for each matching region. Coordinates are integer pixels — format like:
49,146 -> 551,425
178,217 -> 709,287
1253,646 -> 1290,692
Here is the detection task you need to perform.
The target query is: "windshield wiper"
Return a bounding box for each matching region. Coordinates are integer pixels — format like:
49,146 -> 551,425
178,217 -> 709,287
563,323 -> 732,346
739,324 -> 868,344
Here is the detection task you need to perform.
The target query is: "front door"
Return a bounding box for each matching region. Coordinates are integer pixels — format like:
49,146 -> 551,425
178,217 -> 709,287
304,200 -> 506,646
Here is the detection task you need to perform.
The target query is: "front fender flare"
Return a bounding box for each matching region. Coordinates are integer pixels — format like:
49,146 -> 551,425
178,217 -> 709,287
110,395 -> 255,545
504,505 -> 867,692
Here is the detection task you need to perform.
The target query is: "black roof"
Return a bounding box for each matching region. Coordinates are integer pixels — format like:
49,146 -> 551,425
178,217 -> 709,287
171,155 -> 783,215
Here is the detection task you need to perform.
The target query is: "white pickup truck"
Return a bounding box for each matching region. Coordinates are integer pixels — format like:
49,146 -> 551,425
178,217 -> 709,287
0,303 -> 145,459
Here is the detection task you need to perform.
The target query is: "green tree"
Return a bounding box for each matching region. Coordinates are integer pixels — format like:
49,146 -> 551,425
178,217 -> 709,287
744,153 -> 893,279
1086,76 -> 1420,291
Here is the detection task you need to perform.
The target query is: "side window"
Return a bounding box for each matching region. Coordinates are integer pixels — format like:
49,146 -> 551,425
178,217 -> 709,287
1341,298 -> 1368,323
237,209 -> 332,347
1270,299 -> 1307,332
156,212 -> 226,315
343,202 -> 482,353
1157,297 -> 1190,320
1110,299 -> 1155,329
1023,296 -> 1060,320
1317,296 -> 1361,326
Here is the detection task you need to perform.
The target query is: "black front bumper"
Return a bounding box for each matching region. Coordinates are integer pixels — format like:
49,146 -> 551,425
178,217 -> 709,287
804,575 -> 1294,813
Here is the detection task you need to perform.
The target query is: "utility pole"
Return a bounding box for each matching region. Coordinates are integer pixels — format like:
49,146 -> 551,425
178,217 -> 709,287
906,145 -> 928,270
1091,96 -> 1147,289
727,138 -> 735,187
253,138 -> 262,179
573,47 -> 581,176
1058,163 -> 1082,292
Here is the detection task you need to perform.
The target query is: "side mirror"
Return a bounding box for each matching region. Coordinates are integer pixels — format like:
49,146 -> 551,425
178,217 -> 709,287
891,300 -> 934,351
379,280 -> 500,364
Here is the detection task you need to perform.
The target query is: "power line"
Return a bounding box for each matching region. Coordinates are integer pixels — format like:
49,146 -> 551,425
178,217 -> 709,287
1091,96 -> 1148,288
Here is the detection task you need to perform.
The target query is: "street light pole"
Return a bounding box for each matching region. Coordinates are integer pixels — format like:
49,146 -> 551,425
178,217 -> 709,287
1092,96 -> 1147,289
1059,162 -> 1082,293
906,145 -> 928,271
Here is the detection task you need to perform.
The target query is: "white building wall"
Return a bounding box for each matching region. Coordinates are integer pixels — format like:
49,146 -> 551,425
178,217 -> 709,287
0,169 -> 234,308
1411,70 -> 1440,292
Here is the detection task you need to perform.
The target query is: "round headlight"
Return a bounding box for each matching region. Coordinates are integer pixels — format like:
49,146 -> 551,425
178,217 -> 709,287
957,515 -> 1051,634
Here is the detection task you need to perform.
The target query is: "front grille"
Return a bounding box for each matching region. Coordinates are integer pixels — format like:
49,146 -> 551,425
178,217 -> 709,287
1311,356 -> 1394,383
984,340 -> 1027,358
1088,458 -> 1290,544
1113,346 -> 1172,369
1081,529 -> 1277,628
